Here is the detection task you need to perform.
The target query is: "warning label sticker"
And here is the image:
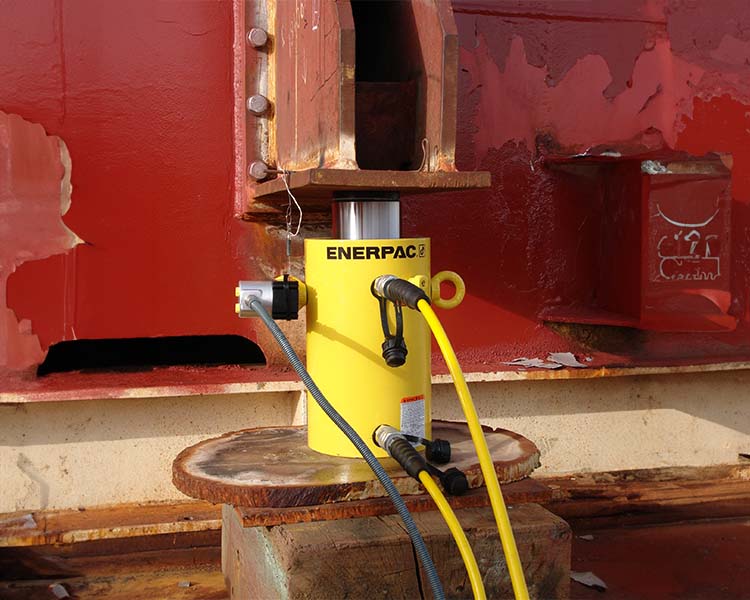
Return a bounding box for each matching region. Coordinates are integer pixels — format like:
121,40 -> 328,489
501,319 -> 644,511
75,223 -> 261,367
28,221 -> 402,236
400,395 -> 425,440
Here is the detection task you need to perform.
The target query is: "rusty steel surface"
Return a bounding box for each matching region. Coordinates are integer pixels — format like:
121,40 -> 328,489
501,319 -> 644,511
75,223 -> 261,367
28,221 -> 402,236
543,463 -> 750,530
236,477 -> 551,527
4,360 -> 750,404
269,0 -> 356,172
412,0 -> 460,171
354,81 -> 419,171
403,0 -> 750,368
172,421 -> 540,508
0,501 -> 221,548
245,0 -> 477,218
1,1 -> 273,371
251,168 -> 491,202
538,153 -> 735,332
254,0 -> 463,176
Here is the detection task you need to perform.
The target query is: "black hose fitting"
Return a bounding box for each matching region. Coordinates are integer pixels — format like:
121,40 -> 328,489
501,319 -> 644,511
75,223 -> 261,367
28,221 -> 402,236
381,337 -> 408,367
372,275 -> 431,310
440,468 -> 469,496
402,434 -> 452,465
424,464 -> 469,497
377,297 -> 408,368
377,426 -> 469,497
388,436 -> 428,479
374,425 -> 427,480
425,439 -> 451,464
271,275 -> 299,320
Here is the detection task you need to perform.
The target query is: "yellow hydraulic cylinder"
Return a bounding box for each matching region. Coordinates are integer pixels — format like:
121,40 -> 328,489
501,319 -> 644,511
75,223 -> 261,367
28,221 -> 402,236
305,238 -> 432,458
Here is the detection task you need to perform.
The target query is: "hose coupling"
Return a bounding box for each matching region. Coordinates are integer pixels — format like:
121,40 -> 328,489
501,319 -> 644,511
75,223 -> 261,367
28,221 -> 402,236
374,425 -> 427,480
372,275 -> 431,310
372,275 -> 399,301
235,275 -> 301,320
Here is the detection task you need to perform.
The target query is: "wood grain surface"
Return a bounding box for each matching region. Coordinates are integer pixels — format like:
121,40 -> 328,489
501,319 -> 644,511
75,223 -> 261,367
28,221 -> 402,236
173,421 -> 540,507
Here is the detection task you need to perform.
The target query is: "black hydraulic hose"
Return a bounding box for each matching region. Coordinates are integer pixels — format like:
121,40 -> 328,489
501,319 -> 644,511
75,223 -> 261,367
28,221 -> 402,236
249,297 -> 445,600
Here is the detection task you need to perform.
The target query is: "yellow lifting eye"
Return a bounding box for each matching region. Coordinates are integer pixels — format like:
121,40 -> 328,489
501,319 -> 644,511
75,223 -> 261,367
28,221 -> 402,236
430,271 -> 465,310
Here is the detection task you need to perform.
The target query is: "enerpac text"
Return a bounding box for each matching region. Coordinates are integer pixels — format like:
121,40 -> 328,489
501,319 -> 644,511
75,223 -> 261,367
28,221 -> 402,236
326,245 -> 423,260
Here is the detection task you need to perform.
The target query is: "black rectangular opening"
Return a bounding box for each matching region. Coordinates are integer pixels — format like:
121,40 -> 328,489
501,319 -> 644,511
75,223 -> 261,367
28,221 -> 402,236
352,0 -> 425,170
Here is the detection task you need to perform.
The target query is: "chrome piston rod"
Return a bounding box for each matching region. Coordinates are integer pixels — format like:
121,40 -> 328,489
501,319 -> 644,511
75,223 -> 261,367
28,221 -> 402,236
332,192 -> 400,240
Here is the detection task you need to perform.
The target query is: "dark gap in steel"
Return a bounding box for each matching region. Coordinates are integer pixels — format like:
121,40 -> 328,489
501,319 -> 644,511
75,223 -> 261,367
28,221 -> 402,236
37,335 -> 266,376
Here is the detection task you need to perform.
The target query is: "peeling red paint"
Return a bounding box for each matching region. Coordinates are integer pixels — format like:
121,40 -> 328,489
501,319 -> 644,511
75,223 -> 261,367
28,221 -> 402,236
0,112 -> 80,370
455,34 -> 702,162
0,1 -> 289,372
455,1 -> 666,99
2,0 -> 750,387
404,0 -> 750,369
667,0 -> 750,68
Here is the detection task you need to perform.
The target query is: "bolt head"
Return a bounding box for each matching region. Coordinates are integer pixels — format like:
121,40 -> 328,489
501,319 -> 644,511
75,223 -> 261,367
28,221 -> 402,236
248,161 -> 269,181
247,28 -> 268,48
247,94 -> 270,116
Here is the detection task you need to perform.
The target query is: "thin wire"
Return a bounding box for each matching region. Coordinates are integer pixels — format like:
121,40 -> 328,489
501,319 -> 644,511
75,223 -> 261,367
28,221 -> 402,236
279,166 -> 303,237
414,138 -> 429,172
277,166 -> 302,274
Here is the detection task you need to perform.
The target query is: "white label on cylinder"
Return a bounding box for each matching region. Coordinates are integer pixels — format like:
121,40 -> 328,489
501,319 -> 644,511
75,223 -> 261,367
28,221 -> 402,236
400,395 -> 425,440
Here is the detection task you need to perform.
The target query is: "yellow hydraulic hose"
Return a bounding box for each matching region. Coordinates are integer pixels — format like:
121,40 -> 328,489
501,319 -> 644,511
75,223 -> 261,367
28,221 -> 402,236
417,299 -> 530,600
418,470 -> 486,600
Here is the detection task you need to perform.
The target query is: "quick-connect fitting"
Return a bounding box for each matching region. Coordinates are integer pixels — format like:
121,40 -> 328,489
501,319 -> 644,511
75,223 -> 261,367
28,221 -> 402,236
376,425 -> 469,496
374,425 -> 427,480
372,275 -> 398,301
402,434 -> 452,464
372,275 -> 431,310
236,276 -> 302,320
236,281 -> 273,318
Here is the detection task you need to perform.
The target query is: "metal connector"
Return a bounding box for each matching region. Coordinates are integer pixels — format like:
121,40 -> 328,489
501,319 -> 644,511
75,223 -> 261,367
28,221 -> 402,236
376,425 -> 466,495
371,274 -> 431,310
235,278 -> 300,320
372,274 -> 399,302
374,424 -> 427,480
236,281 -> 273,318
373,424 -> 404,455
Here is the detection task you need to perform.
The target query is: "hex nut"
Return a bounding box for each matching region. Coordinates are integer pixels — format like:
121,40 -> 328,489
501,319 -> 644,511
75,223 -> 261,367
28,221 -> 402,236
247,94 -> 270,116
248,161 -> 270,181
247,28 -> 268,49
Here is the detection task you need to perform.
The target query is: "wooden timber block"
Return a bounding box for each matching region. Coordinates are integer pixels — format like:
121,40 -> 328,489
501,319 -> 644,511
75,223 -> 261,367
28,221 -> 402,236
174,421 -> 540,508
235,478 -> 553,527
222,503 -> 571,600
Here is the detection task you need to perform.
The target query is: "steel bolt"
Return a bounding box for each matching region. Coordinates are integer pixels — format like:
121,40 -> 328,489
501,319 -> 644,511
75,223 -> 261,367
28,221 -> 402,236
247,94 -> 270,116
248,161 -> 270,181
247,28 -> 268,49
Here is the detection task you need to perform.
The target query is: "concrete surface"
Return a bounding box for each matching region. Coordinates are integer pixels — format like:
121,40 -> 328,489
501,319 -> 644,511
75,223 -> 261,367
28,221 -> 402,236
0,392 -> 302,513
1,369 -> 749,512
